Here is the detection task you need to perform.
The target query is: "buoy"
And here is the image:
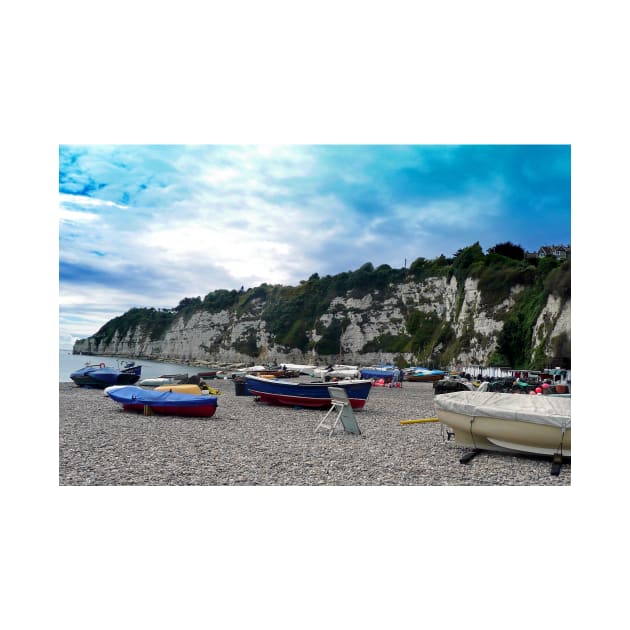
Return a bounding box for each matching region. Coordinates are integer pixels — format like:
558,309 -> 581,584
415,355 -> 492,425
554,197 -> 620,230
400,417 -> 439,425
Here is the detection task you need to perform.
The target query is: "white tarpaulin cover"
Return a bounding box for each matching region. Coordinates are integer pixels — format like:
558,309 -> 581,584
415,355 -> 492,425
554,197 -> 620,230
434,391 -> 571,428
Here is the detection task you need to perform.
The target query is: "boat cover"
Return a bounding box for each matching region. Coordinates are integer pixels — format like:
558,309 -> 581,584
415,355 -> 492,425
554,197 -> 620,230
409,369 -> 446,376
106,385 -> 217,407
360,368 -> 394,379
434,391 -> 570,428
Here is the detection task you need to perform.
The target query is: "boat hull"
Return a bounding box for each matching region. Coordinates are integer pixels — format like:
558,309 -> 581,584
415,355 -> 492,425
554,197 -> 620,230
106,386 -> 218,417
435,391 -> 571,456
120,402 -> 217,417
245,376 -> 372,409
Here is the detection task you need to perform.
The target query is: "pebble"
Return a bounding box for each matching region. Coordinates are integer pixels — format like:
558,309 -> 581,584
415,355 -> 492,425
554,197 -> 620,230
59,380 -> 570,486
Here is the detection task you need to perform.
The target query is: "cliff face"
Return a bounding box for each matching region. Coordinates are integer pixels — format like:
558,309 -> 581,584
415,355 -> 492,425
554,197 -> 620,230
531,294 -> 571,363
73,275 -> 571,367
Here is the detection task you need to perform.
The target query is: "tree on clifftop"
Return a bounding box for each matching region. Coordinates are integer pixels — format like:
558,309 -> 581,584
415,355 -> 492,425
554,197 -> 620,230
487,242 -> 525,261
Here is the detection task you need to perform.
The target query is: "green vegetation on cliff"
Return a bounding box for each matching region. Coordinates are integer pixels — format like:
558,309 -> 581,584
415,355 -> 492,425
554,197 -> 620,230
94,307 -> 177,344
489,257 -> 570,369
85,242 -> 570,368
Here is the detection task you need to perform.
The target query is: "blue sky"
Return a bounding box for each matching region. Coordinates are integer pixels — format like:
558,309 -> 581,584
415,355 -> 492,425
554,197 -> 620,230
59,144 -> 570,348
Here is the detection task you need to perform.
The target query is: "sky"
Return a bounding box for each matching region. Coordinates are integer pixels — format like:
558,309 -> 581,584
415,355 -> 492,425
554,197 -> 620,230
59,144 -> 570,348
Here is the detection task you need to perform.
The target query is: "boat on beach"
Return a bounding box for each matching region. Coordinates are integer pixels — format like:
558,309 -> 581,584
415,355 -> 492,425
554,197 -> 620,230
282,363 -> 318,376
106,385 -> 218,417
70,361 -> 142,388
232,365 -> 301,379
255,368 -> 301,378
359,366 -> 395,381
159,373 -> 188,381
196,370 -> 217,379
245,375 -> 372,409
406,368 -> 447,382
138,377 -> 180,387
312,364 -> 360,379
155,384 -> 205,394
434,390 -> 570,457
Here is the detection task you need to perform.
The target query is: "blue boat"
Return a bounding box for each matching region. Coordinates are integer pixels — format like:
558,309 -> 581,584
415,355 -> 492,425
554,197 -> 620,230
245,375 -> 372,409
406,368 -> 446,382
359,367 -> 395,381
70,361 -> 142,388
106,386 -> 218,417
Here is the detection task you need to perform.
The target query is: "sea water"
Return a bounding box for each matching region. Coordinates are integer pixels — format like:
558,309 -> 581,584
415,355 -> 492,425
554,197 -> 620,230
59,349 -> 223,383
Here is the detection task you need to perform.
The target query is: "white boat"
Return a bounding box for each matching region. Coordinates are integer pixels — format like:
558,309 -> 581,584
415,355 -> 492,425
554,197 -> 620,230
138,377 -> 178,387
312,364 -> 360,379
434,391 -> 570,457
282,363 -> 318,376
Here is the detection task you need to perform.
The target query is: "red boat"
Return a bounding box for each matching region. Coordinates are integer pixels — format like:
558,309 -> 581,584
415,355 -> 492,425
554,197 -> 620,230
245,375 -> 372,409
197,370 -> 218,379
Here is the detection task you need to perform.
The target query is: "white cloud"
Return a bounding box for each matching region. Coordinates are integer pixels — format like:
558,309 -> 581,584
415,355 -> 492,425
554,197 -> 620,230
59,192 -> 128,209
59,208 -> 100,224
393,193 -> 504,230
202,167 -> 240,186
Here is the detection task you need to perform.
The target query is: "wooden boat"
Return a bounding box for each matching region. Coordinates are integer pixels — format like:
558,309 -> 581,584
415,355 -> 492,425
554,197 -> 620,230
434,391 -> 570,456
106,385 -> 218,417
245,375 -> 372,409
70,362 -> 142,388
406,369 -> 446,382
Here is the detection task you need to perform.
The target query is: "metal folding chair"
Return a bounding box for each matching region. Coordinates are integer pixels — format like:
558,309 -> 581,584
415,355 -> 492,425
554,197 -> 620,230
314,387 -> 362,436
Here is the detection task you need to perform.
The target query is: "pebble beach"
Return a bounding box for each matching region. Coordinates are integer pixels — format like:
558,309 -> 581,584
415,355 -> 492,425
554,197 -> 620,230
59,380 -> 570,486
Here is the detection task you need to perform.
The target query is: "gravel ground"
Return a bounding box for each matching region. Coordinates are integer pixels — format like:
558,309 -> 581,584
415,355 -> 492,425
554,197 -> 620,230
59,380 -> 570,486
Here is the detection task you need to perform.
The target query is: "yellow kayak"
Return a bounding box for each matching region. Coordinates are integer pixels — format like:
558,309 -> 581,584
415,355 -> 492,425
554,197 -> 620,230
155,384 -> 202,395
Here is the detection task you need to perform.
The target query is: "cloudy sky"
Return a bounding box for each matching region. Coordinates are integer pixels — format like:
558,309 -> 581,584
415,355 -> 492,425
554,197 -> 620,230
59,144 -> 570,348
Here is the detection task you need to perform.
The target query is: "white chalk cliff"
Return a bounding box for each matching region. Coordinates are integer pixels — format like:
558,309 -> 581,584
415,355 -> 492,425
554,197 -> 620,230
74,276 -> 570,366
